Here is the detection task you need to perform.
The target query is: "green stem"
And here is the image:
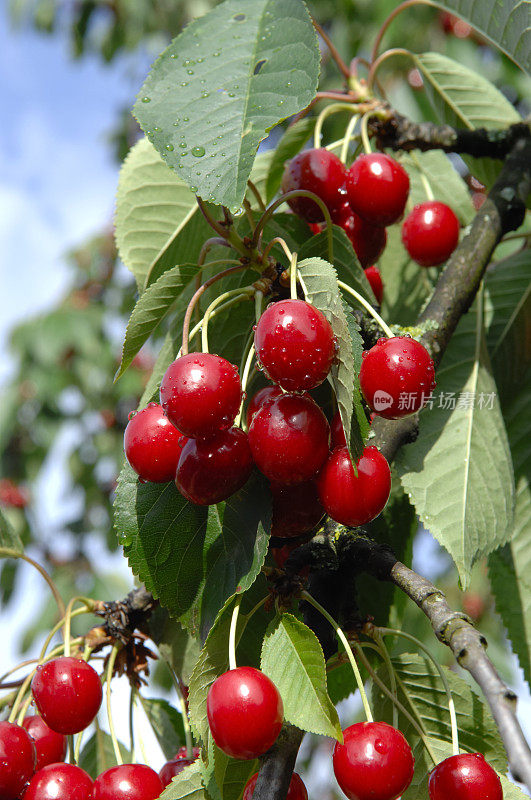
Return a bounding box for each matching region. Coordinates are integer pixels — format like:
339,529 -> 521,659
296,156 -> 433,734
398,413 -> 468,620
106,644 -> 123,766
201,287 -> 254,353
338,280 -> 394,337
229,597 -> 242,671
368,47 -> 417,93
409,152 -> 435,201
63,597 -> 93,659
314,103 -> 358,149
360,112 -> 373,154
39,606 -> 90,662
289,251 -> 298,300
340,115 -> 360,164
247,179 -> 266,211
262,236 -> 292,264
16,694 -> 33,726
369,635 -> 398,727
129,686 -> 136,762
0,548 -> 65,619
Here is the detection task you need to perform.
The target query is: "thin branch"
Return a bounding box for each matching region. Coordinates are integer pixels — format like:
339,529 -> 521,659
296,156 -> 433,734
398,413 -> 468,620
311,18 -> 351,82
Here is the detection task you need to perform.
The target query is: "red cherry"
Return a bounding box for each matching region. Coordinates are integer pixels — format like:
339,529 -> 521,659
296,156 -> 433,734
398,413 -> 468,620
254,300 -> 335,392
175,427 -> 253,505
330,410 -> 347,448
0,721 -> 36,800
271,480 -> 324,538
281,149 -> 346,222
428,753 -> 502,800
248,394 -> 330,485
346,154 -> 410,227
23,763 -> 93,800
159,748 -> 201,786
93,764 -> 163,800
174,745 -> 201,760
332,202 -> 387,268
359,336 -> 435,419
22,716 -> 67,770
333,721 -> 414,800
31,657 -> 102,735
124,403 -> 186,483
364,265 -> 384,305
246,386 -> 283,428
317,446 -> 391,526
160,353 -> 242,439
402,201 -> 460,266
243,771 -> 307,800
207,667 -> 283,759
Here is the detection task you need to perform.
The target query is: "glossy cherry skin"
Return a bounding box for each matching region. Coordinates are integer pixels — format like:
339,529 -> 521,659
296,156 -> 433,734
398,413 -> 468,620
255,300 -> 336,391
402,201 -> 460,266
93,764 -> 163,800
346,154 -> 410,227
359,336 -> 436,420
428,753 -> 502,800
159,747 -> 201,787
243,771 -> 307,800
22,716 -> 67,770
281,148 -> 346,222
317,446 -> 391,527
330,410 -> 346,448
248,394 -> 330,485
23,763 -> 93,800
176,427 -> 253,505
160,353 -> 242,439
31,657 -> 103,735
332,202 -> 387,268
271,480 -> 324,538
333,722 -> 415,800
364,265 -> 384,305
124,402 -> 185,483
246,386 -> 284,428
0,721 -> 36,800
207,667 -> 283,759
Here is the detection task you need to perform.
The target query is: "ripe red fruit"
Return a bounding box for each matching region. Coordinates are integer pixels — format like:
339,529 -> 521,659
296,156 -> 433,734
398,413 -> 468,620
330,410 -> 347,448
243,771 -> 307,800
317,446 -> 391,527
246,386 -> 283,428
364,265 -> 384,305
333,721 -> 414,800
254,300 -> 335,391
160,353 -> 241,439
175,427 -> 253,505
428,753 -> 502,800
23,763 -> 93,800
271,481 -> 324,538
124,402 -> 186,483
0,721 -> 36,800
402,201 -> 460,266
248,394 -> 330,485
207,667 -> 283,759
281,148 -> 346,222
359,336 -> 435,420
93,764 -> 163,800
332,202 -> 387,268
31,657 -> 103,735
346,154 -> 410,227
159,747 -> 201,787
22,716 -> 67,770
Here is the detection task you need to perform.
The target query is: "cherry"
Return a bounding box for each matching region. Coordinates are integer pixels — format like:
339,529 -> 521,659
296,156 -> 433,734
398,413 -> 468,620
160,353 -> 242,439
364,265 -> 384,305
246,386 -> 283,428
248,394 -> 330,485
207,667 -> 283,759
0,721 -> 36,800
331,202 -> 387,268
23,763 -> 93,800
124,402 -> 186,483
159,747 -> 201,787
345,154 -> 410,227
31,657 -> 103,735
330,410 -> 346,448
359,336 -> 435,420
318,446 -> 391,527
271,480 -> 324,538
428,753 -> 502,800
243,771 -> 307,800
254,300 -> 336,391
281,148 -> 346,222
333,721 -> 414,800
175,427 -> 253,505
93,764 -> 163,800
402,201 -> 460,266
22,716 -> 67,770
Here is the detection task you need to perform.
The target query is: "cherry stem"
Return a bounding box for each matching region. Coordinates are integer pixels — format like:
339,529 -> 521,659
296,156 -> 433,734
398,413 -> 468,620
360,112 -> 373,154
368,634 -> 399,728
236,345 -> 256,428
63,596 -> 93,659
39,605 -> 91,662
106,643 -> 123,766
301,591 -> 373,722
128,686 -> 136,762
311,18 -> 351,81
370,0 -> 438,64
289,252 -> 299,300
247,179 -> 266,211
74,725 -> 86,764
340,115 -> 360,164
201,287 -> 255,353
16,694 -> 33,726
409,151 -> 435,201
181,262 -> 244,355
179,295 -> 251,361
168,667 -> 194,758
338,280 -> 394,337
228,596 -> 242,671
368,48 -> 416,93
263,236 -> 292,264
314,103 -> 357,149
242,198 -> 256,231
0,548 -> 66,619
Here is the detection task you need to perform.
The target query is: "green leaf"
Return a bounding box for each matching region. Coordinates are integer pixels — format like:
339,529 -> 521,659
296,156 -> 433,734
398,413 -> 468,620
396,289 -> 515,588
138,332 -> 178,406
134,0 -> 320,210
139,696 -> 186,760
260,613 -> 342,741
379,226 -> 431,327
202,739 -> 258,800
247,151 -> 274,209
265,118 -> 314,202
78,730 -> 130,779
0,508 -> 23,553
148,608 -> 201,686
400,150 -> 474,225
160,760 -> 207,800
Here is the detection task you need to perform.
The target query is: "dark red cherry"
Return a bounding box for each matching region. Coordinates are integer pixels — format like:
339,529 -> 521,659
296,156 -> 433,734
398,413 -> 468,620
93,764 -> 163,800
124,403 -> 185,483
176,427 -> 253,505
23,763 -> 93,800
271,480 -> 324,538
330,410 -> 346,448
359,336 -> 435,420
243,771 -> 307,800
246,386 -> 283,428
207,667 -> 283,759
281,148 -> 346,222
332,202 -> 387,268
0,721 -> 36,800
159,747 -> 201,787
346,154 -> 410,227
248,394 -> 330,485
333,721 -> 414,800
428,753 -> 502,800
31,657 -> 102,735
402,201 -> 460,266
254,300 -> 335,391
364,265 -> 384,304
22,716 -> 67,770
160,353 -> 241,439
317,446 -> 391,526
